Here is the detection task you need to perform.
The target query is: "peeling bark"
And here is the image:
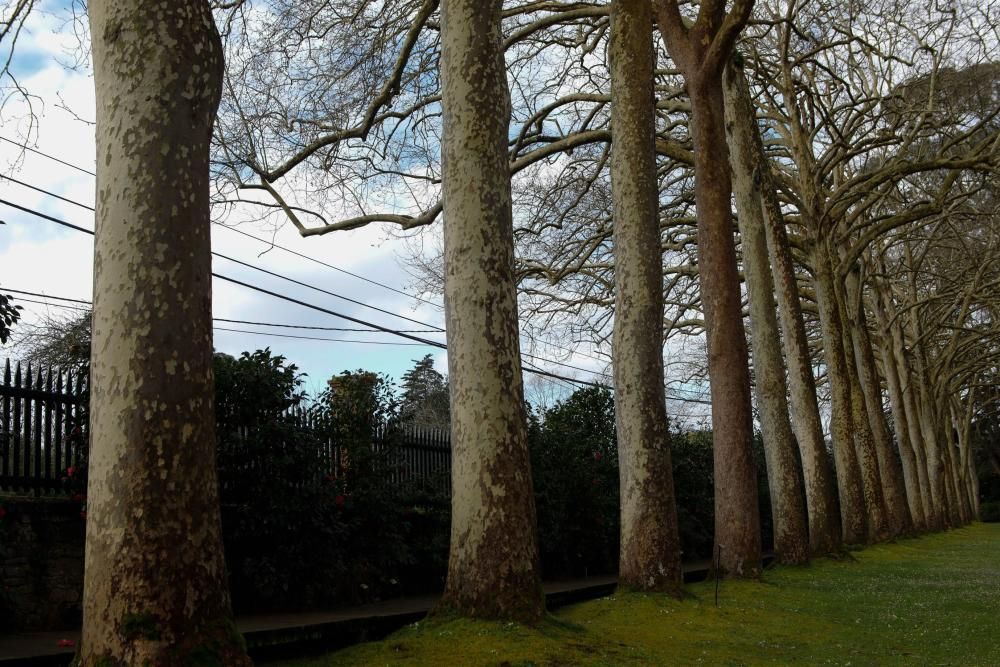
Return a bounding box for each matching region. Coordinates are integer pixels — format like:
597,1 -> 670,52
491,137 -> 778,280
834,270 -> 890,542
685,83 -> 761,577
81,1 -> 248,664
872,292 -> 926,531
655,0 -> 762,578
437,0 -> 544,623
723,59 -> 808,565
609,0 -> 683,594
811,238 -> 868,544
843,271 -> 912,537
758,159 -> 841,557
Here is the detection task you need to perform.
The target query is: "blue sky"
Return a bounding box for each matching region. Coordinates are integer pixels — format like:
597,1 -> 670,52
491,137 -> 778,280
0,2 -> 665,414
0,2 -> 452,392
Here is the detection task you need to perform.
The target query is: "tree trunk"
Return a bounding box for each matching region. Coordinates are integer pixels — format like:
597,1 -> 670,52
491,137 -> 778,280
901,243 -> 947,529
844,270 -> 912,536
953,396 -> 976,522
609,0 -> 683,594
685,78 -> 762,576
723,60 -> 808,565
81,2 -> 249,664
834,272 -> 890,542
872,291 -> 926,530
905,324 -> 948,529
940,422 -> 966,526
811,238 -> 868,544
900,356 -> 938,528
438,0 -> 544,623
758,155 -> 841,557
885,300 -> 937,528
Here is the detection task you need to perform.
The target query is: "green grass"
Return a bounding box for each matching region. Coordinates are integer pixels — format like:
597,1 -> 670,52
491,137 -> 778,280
274,523 -> 1000,666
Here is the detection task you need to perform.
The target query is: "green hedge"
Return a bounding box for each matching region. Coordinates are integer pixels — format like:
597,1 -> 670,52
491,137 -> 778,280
980,501 -> 1000,523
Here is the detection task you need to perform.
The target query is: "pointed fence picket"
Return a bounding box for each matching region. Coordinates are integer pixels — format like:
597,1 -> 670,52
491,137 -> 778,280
1,358 -> 452,496
0,360 -> 88,495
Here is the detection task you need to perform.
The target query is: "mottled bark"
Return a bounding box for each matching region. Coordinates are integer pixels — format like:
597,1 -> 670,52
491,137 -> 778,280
811,239 -> 868,544
834,270 -> 890,542
758,158 -> 841,557
904,314 -> 948,529
844,271 -> 912,536
953,397 -> 977,522
872,293 -> 926,530
656,6 -> 762,575
940,424 -> 966,526
609,0 -> 683,594
82,2 -> 248,664
896,341 -> 939,529
438,0 -> 544,622
723,59 -> 808,565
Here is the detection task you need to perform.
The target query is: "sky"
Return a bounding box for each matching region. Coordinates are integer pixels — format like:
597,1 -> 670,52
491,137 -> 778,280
0,2 -> 450,394
0,1 -> 614,403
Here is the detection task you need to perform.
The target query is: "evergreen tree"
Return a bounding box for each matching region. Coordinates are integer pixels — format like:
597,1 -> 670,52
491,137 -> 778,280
399,354 -> 450,429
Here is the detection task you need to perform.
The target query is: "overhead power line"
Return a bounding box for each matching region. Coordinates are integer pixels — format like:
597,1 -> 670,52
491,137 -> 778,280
0,136 -> 96,176
0,203 -> 607,389
0,289 -> 439,333
0,186 -> 446,333
212,326 -> 428,345
12,288 -> 715,403
12,290 -> 608,379
0,149 -> 442,308
0,147 -> 609,366
0,183 -> 608,378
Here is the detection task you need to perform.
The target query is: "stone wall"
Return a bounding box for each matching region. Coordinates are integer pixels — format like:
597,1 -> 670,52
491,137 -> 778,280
0,497 -> 85,631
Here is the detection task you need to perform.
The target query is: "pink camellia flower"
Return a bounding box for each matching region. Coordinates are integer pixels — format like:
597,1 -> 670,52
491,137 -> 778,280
66,466 -> 76,478
72,493 -> 86,503
57,639 -> 75,648
593,451 -> 603,462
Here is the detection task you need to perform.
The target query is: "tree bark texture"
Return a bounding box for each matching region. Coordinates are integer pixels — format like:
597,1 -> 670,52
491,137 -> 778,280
811,238 -> 868,544
899,356 -> 939,528
685,81 -> 761,575
82,2 -> 249,664
723,59 -> 808,565
872,293 -> 926,530
834,267 -> 890,543
758,160 -> 841,556
683,82 -> 762,578
843,275 -> 913,537
903,303 -> 948,530
609,0 -> 683,594
438,0 -> 544,623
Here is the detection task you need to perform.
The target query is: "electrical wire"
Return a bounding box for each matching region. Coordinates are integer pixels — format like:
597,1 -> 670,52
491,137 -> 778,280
0,152 -> 610,365
0,202 -> 608,388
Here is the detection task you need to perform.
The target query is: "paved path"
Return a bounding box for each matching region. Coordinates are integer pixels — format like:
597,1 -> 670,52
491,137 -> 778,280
0,576 -> 618,665
0,561 -> 720,665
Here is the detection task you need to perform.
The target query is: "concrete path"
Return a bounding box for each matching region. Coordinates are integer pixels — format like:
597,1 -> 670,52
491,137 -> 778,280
0,561 -> 723,664
0,575 -> 620,665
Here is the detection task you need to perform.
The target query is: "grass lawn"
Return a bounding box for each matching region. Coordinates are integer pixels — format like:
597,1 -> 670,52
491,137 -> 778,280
274,523 -> 1000,666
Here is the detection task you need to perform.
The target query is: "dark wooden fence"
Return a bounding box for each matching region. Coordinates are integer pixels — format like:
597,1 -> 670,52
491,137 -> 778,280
0,359 -> 451,496
0,360 -> 88,495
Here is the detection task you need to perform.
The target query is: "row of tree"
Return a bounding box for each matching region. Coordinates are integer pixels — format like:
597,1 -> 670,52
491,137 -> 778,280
207,0 -> 997,623
1,0 -> 995,663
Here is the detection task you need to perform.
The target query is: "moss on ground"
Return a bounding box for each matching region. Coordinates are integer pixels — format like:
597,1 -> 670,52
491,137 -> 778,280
272,523 -> 1000,666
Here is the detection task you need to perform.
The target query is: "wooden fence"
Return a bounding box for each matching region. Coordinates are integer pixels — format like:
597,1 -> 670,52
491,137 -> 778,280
0,359 -> 451,496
